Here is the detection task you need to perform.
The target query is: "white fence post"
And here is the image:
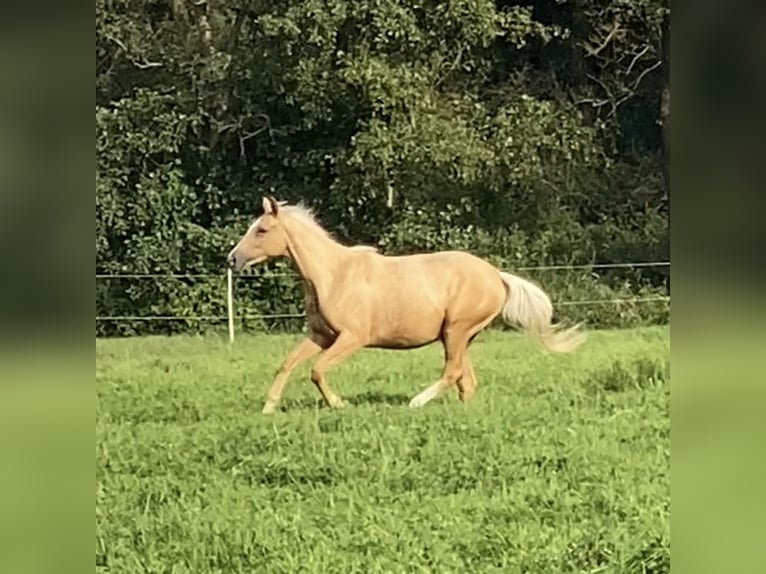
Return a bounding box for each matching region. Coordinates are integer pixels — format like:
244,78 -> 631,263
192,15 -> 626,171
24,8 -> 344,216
227,269 -> 235,344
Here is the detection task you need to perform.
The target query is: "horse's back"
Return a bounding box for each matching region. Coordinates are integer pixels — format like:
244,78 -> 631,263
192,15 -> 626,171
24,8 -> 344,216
388,250 -> 503,290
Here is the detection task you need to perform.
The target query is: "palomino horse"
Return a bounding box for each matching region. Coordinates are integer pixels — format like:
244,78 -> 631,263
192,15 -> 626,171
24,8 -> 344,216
227,197 -> 585,414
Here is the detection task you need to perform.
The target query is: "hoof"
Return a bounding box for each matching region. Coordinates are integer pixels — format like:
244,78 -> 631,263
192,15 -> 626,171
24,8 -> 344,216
329,398 -> 348,410
262,401 -> 279,415
408,397 -> 427,408
408,384 -> 439,408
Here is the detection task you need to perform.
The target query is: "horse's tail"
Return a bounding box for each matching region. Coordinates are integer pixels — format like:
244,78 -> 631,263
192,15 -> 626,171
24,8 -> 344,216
497,271 -> 586,353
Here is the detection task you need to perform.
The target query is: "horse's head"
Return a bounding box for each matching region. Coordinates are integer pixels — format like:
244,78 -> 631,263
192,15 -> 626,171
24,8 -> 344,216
227,196 -> 289,270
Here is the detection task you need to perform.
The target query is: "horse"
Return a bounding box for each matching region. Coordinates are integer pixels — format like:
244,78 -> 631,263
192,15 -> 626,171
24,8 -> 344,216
227,197 -> 585,414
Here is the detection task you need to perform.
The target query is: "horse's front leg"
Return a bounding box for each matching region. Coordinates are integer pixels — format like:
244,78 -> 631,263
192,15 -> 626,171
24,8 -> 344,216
262,337 -> 322,414
310,332 -> 362,409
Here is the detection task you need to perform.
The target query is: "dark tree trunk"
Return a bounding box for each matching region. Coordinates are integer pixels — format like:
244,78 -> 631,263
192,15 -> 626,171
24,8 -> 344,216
571,0 -> 592,122
660,11 -> 670,201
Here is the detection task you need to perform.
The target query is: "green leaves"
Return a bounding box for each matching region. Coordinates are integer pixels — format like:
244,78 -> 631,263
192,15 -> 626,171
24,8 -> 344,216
497,5 -> 568,48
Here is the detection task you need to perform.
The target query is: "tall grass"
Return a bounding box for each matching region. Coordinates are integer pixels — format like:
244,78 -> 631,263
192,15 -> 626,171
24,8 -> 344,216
96,327 -> 669,573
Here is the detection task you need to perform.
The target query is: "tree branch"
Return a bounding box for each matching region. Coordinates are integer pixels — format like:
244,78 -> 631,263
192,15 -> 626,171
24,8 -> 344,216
134,60 -> 164,69
631,60 -> 662,92
585,20 -> 621,58
587,73 -> 617,117
575,97 -> 612,109
626,45 -> 650,77
103,32 -> 163,69
434,47 -> 464,88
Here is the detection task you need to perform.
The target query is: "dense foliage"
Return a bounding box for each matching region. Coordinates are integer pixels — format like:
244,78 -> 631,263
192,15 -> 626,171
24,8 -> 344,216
96,0 -> 670,336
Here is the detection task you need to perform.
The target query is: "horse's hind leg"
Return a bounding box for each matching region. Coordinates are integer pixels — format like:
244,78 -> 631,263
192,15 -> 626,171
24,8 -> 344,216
409,325 -> 469,408
457,351 -> 477,402
411,314 -> 494,408
407,377 -> 455,408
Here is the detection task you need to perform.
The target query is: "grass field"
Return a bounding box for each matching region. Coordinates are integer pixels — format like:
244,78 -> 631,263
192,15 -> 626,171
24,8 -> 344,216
96,326 -> 669,573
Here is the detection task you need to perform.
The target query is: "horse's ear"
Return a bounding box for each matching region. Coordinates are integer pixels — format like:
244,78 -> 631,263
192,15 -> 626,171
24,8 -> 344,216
262,196 -> 280,216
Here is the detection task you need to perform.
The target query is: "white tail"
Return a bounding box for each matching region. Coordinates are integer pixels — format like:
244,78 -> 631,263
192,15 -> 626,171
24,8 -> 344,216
498,271 -> 586,353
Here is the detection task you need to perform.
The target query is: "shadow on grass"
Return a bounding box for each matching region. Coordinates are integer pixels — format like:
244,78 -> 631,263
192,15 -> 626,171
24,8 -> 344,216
348,390 -> 411,407
279,391 -> 411,412
584,356 -> 669,394
279,397 -> 325,411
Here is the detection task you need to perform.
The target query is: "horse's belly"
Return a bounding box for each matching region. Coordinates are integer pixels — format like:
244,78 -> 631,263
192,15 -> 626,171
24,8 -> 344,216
369,334 -> 440,350
368,313 -> 444,349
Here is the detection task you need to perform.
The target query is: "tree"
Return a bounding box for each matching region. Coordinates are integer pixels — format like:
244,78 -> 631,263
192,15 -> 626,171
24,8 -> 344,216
96,0 -> 670,335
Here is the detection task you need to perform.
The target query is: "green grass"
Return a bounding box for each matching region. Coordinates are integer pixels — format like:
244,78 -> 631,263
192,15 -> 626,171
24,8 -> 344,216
96,326 -> 670,573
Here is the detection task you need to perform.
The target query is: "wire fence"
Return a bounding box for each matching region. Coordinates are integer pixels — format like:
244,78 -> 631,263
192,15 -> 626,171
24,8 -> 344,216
95,260 -> 670,323
95,260 -> 670,280
95,296 -> 670,322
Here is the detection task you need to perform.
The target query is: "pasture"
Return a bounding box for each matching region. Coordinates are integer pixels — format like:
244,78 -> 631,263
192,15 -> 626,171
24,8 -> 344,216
96,326 -> 669,573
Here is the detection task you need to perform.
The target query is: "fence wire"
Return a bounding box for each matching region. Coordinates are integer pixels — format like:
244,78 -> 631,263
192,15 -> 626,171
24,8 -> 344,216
96,297 -> 670,322
96,260 -> 669,322
95,261 -> 670,279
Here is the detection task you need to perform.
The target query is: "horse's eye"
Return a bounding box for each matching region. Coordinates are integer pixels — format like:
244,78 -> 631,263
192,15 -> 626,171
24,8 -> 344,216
255,228 -> 266,235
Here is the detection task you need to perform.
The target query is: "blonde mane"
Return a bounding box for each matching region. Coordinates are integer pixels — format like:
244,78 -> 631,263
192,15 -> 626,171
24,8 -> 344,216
281,204 -> 332,238
281,203 -> 378,252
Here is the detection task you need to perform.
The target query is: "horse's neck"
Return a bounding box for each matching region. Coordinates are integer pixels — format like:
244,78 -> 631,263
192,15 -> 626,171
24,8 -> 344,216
283,219 -> 347,298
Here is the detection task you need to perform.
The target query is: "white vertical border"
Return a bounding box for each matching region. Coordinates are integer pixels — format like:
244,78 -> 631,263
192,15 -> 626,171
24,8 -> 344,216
227,268 -> 235,344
